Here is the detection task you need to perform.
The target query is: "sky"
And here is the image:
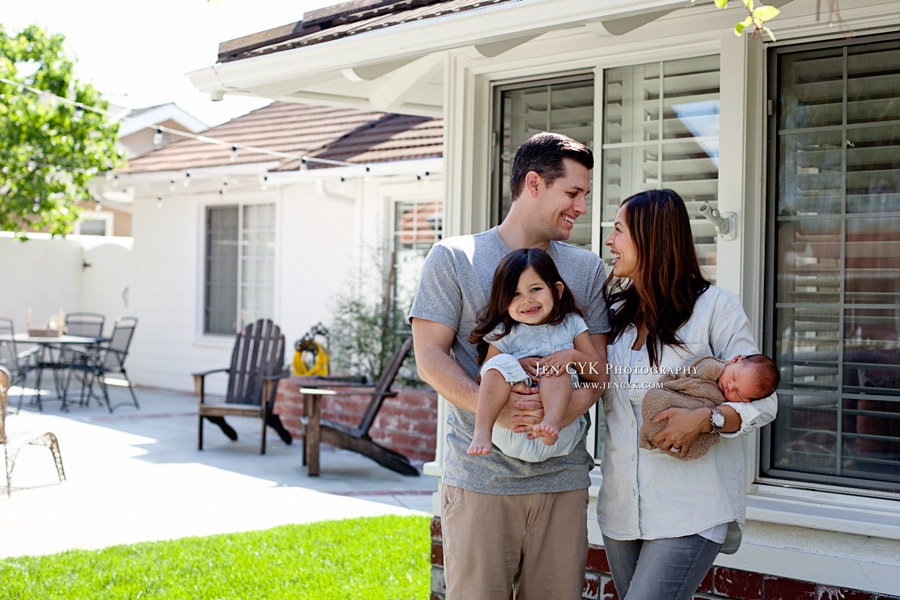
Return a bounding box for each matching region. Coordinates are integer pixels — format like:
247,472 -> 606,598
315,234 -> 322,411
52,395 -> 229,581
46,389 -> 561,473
3,0 -> 335,127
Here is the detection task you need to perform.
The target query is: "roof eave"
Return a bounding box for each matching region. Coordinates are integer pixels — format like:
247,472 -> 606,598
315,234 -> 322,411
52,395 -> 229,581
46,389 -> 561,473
188,0 -> 694,111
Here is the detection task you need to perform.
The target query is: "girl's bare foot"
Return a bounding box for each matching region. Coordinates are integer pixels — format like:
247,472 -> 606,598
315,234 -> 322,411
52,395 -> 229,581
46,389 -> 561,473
468,430 -> 493,455
532,421 -> 560,445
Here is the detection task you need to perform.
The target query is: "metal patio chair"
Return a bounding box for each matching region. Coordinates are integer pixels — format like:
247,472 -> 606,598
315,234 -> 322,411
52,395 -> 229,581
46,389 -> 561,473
0,318 -> 40,411
64,317 -> 139,412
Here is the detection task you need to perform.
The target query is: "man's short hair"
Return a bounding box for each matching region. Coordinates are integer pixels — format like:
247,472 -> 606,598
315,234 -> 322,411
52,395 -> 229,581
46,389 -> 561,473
508,132 -> 593,201
742,354 -> 781,400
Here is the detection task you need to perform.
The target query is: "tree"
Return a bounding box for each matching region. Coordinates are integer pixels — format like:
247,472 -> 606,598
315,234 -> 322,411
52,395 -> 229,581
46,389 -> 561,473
0,25 -> 124,237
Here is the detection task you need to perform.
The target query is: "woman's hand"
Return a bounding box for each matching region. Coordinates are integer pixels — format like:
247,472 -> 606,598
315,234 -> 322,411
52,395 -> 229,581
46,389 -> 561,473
495,382 -> 543,434
650,407 -> 710,458
538,349 -> 576,377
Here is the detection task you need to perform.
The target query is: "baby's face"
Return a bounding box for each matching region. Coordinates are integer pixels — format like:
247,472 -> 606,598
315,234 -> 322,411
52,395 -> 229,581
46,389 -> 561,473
717,360 -> 762,403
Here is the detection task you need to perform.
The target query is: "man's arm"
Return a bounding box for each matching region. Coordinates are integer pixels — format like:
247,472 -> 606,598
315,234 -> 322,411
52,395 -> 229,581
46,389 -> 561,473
561,332 -> 608,428
412,317 -> 479,412
412,317 -> 543,430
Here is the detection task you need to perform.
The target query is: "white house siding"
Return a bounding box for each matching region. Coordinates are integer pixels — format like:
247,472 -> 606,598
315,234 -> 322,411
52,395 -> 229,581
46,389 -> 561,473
431,0 -> 900,594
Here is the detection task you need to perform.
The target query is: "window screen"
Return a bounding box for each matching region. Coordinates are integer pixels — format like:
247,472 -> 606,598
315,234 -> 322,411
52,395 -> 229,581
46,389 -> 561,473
763,37 -> 900,493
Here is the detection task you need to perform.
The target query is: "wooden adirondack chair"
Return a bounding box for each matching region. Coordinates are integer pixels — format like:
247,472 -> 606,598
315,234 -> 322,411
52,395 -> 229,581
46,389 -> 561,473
299,336 -> 418,476
195,319 -> 292,454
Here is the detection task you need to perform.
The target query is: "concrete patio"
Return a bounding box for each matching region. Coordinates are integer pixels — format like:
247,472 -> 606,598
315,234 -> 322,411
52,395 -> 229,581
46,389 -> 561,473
1,383 -> 436,559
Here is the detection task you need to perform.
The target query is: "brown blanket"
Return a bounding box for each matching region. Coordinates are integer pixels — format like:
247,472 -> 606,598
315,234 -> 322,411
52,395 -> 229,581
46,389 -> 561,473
638,356 -> 726,460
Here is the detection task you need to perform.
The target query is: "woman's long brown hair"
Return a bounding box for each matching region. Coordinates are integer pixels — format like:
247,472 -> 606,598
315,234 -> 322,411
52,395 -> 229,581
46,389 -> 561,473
607,189 -> 710,367
469,248 -> 583,364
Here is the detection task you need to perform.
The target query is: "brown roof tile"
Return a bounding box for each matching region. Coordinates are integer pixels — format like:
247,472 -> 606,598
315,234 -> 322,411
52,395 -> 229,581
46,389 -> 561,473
122,101 -> 442,174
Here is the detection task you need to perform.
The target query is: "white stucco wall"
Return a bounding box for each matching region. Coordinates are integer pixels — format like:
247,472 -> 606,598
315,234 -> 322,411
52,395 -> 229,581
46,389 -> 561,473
0,233 -> 133,335
124,169 -> 441,396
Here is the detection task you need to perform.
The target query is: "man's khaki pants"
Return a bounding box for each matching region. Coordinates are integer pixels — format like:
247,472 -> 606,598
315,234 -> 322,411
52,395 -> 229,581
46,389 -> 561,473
441,485 -> 589,600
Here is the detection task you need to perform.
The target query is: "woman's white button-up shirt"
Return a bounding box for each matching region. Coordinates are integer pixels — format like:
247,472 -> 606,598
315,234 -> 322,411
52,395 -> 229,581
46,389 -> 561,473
596,286 -> 778,554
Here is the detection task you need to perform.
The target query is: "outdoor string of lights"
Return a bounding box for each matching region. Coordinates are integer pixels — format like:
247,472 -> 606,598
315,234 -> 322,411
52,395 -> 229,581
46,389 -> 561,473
1,76 -> 435,206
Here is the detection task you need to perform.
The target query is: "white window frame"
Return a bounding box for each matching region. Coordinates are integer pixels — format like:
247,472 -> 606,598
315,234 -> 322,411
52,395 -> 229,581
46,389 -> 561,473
200,198 -> 278,337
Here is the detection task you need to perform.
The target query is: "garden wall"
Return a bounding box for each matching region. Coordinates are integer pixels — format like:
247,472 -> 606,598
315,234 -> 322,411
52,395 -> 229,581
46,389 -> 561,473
274,376 -> 438,462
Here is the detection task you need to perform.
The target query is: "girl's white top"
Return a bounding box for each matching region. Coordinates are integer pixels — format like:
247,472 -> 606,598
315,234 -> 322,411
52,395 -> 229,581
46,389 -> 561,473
597,286 -> 777,554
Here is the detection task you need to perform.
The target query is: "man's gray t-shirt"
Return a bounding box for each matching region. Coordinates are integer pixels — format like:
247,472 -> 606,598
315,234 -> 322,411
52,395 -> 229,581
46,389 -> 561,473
409,227 -> 610,495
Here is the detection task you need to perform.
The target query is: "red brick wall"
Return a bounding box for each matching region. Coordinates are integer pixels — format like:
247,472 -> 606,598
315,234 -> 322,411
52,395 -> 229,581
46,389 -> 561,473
274,376 -> 437,462
429,517 -> 900,600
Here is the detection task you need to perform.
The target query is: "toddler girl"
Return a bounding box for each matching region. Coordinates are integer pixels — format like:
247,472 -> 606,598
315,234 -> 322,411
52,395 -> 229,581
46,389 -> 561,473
467,248 -> 602,460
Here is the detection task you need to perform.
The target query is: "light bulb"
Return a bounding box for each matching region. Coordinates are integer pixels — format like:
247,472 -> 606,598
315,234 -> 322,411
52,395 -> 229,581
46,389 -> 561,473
230,145 -> 238,162
153,128 -> 164,146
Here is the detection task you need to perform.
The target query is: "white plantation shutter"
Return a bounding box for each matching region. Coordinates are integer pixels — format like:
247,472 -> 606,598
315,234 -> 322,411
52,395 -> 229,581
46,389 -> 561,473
601,55 -> 721,283
496,77 -> 595,248
763,37 -> 900,493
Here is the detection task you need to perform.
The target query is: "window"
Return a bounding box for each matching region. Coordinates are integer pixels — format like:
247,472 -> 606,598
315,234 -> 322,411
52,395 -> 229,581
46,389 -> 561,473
392,198 -> 443,326
762,37 -> 900,494
204,204 -> 275,335
601,55 -> 721,283
494,76 -> 594,248
76,212 -> 113,236
491,58 -> 721,460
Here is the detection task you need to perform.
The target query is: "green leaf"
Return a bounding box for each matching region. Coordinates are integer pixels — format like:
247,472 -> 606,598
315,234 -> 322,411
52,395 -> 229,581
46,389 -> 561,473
735,16 -> 753,36
714,0 -> 728,8
743,0 -> 754,10
753,5 -> 780,22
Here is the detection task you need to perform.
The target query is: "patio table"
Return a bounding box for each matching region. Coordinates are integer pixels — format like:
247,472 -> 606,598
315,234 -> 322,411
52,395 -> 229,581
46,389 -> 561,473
6,333 -> 107,411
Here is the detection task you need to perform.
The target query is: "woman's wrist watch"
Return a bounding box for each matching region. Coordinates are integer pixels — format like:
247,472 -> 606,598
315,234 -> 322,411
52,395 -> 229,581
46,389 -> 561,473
710,407 -> 725,434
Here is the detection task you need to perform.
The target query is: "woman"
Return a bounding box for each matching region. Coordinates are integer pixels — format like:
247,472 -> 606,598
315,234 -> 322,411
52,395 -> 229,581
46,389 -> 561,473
597,189 -> 777,600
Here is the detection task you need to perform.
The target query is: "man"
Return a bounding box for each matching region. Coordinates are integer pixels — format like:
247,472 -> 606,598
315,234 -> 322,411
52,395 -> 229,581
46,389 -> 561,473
409,132 -> 610,599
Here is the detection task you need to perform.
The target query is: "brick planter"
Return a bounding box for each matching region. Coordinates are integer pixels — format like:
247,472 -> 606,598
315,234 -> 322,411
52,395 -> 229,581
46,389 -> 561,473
274,376 -> 437,462
429,517 -> 900,600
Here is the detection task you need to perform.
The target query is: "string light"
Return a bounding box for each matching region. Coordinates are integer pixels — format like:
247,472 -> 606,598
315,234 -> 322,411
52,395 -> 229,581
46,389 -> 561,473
0,76 -> 361,169
169,178 -> 176,193
261,175 -> 268,191
95,199 -> 102,212
230,145 -> 238,162
364,165 -> 371,182
73,107 -> 83,122
153,128 -> 164,146
184,171 -> 191,188
339,176 -> 345,192
423,170 -> 431,186
157,194 -> 163,208
111,174 -> 119,188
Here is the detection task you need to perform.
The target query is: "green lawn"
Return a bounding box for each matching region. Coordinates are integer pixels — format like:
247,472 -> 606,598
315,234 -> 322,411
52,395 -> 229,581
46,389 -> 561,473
0,515 -> 430,599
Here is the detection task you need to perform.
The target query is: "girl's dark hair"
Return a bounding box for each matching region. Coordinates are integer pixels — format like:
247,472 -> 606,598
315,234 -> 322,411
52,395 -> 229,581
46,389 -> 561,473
607,189 -> 711,367
469,248 -> 583,363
